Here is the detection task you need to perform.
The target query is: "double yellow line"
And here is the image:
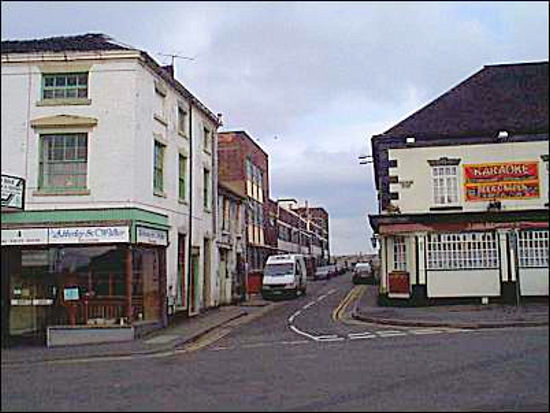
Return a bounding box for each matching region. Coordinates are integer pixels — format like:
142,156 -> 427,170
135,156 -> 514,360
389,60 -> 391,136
332,285 -> 366,322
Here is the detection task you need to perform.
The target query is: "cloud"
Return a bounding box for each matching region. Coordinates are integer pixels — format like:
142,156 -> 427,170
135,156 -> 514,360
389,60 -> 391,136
2,1 -> 548,255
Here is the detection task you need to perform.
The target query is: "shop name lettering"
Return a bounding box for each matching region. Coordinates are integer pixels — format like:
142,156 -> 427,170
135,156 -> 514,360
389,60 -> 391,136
50,228 -> 126,240
471,164 -> 530,177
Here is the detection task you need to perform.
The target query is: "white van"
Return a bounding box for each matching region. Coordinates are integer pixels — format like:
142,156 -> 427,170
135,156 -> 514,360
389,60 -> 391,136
261,254 -> 307,299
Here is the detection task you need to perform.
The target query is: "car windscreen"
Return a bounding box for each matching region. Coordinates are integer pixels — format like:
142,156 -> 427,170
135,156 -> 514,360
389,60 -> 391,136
264,263 -> 294,276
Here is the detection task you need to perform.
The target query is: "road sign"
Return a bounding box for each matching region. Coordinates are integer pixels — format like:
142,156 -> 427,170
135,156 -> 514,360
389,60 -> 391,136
1,174 -> 25,209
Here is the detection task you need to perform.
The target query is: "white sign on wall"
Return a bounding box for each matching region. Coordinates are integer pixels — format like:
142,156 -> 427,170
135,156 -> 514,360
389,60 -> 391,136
48,226 -> 130,244
136,226 -> 168,246
1,228 -> 48,246
1,174 -> 25,209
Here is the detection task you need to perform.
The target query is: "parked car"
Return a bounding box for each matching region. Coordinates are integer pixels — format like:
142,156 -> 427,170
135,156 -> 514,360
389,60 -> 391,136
314,266 -> 329,280
352,262 -> 375,284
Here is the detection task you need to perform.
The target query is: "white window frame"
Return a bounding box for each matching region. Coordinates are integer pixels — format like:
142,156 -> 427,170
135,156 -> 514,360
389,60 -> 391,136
427,232 -> 498,270
518,230 -> 549,268
432,165 -> 459,205
393,236 -> 407,271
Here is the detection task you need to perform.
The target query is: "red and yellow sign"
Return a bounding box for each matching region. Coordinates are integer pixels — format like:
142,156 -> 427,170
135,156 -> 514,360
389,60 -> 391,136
463,161 -> 539,201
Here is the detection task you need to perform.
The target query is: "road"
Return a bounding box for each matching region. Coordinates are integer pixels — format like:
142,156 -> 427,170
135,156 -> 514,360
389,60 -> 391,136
2,273 -> 548,411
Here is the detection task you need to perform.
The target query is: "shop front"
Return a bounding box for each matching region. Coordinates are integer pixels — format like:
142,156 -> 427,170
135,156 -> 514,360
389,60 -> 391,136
1,210 -> 169,347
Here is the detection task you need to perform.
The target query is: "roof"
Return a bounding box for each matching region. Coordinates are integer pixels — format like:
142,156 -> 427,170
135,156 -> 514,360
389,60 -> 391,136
1,33 -> 220,125
1,33 -> 131,53
218,130 -> 269,156
381,62 -> 548,138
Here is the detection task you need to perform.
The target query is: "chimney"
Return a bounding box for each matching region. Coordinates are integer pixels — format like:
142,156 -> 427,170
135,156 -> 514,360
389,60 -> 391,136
162,65 -> 174,78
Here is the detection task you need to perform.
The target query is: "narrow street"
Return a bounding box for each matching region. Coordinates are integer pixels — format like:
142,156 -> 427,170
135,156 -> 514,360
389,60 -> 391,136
2,274 -> 548,411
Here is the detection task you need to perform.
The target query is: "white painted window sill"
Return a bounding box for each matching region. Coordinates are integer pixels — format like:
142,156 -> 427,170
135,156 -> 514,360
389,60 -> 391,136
37,98 -> 91,106
153,114 -> 168,126
33,189 -> 91,196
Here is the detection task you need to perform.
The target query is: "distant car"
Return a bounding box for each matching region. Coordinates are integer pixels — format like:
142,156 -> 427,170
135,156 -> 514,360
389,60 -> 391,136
352,262 -> 374,284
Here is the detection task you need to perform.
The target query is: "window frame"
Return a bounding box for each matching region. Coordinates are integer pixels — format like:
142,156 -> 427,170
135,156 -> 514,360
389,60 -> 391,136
177,107 -> 187,136
178,153 -> 187,201
518,230 -> 549,268
427,232 -> 499,270
153,140 -> 166,194
38,133 -> 88,192
393,236 -> 407,271
431,165 -> 459,206
42,72 -> 89,101
203,127 -> 211,153
203,168 -> 211,210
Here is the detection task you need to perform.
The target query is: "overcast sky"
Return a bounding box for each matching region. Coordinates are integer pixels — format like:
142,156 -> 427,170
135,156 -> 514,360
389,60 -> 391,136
2,1 -> 548,255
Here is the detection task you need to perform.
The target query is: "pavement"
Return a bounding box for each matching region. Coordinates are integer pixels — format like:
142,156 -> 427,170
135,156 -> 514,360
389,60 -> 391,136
352,284 -> 549,329
1,294 -> 275,366
2,285 -> 547,365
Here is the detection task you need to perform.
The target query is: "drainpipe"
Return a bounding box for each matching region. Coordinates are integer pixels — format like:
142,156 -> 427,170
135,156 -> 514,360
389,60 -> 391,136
187,103 -> 193,315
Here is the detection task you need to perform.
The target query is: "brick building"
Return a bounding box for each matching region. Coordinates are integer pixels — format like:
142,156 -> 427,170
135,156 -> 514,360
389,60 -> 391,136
218,131 -> 277,278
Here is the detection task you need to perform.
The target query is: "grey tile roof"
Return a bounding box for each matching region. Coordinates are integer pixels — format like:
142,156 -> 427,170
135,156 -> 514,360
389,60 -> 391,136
1,33 -> 130,53
382,62 -> 548,138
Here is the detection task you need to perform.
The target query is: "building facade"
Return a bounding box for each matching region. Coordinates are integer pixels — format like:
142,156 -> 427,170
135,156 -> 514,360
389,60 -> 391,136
1,34 -> 220,345
217,182 -> 247,304
368,62 -> 548,305
217,131 -> 277,280
276,201 -> 330,267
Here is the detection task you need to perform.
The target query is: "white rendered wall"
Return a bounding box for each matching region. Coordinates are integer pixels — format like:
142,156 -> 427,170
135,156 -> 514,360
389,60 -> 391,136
519,268 -> 548,296
427,269 -> 500,297
388,141 -> 548,214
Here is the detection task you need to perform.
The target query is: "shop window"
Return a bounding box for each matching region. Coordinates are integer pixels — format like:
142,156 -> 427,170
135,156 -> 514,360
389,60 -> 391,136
39,133 -> 88,191
42,72 -> 88,100
393,236 -> 407,271
518,230 -> 549,268
427,232 -> 498,270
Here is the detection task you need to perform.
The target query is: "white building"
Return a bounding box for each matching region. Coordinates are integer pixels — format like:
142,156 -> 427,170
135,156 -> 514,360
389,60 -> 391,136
368,62 -> 548,305
1,33 -> 220,343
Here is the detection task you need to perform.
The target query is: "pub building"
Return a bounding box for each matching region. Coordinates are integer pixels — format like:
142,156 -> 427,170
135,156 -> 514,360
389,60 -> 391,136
368,62 -> 548,305
1,210 -> 169,346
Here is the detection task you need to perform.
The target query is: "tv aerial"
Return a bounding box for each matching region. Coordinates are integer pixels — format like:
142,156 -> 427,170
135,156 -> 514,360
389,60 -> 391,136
157,53 -> 196,66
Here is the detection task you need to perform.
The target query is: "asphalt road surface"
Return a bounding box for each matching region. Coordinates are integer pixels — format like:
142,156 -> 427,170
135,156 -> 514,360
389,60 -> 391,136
2,273 -> 548,411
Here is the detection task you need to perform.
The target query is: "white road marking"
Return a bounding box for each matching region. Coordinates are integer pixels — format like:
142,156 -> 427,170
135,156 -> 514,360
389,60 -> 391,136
348,334 -> 376,340
348,332 -> 375,337
317,294 -> 328,301
315,337 -> 345,342
290,324 -> 320,341
315,334 -> 339,339
409,328 -> 446,335
302,302 -> 316,310
376,330 -> 407,337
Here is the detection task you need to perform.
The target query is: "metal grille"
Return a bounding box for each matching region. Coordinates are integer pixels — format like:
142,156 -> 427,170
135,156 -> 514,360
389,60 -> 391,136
518,230 -> 549,268
427,232 -> 498,270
